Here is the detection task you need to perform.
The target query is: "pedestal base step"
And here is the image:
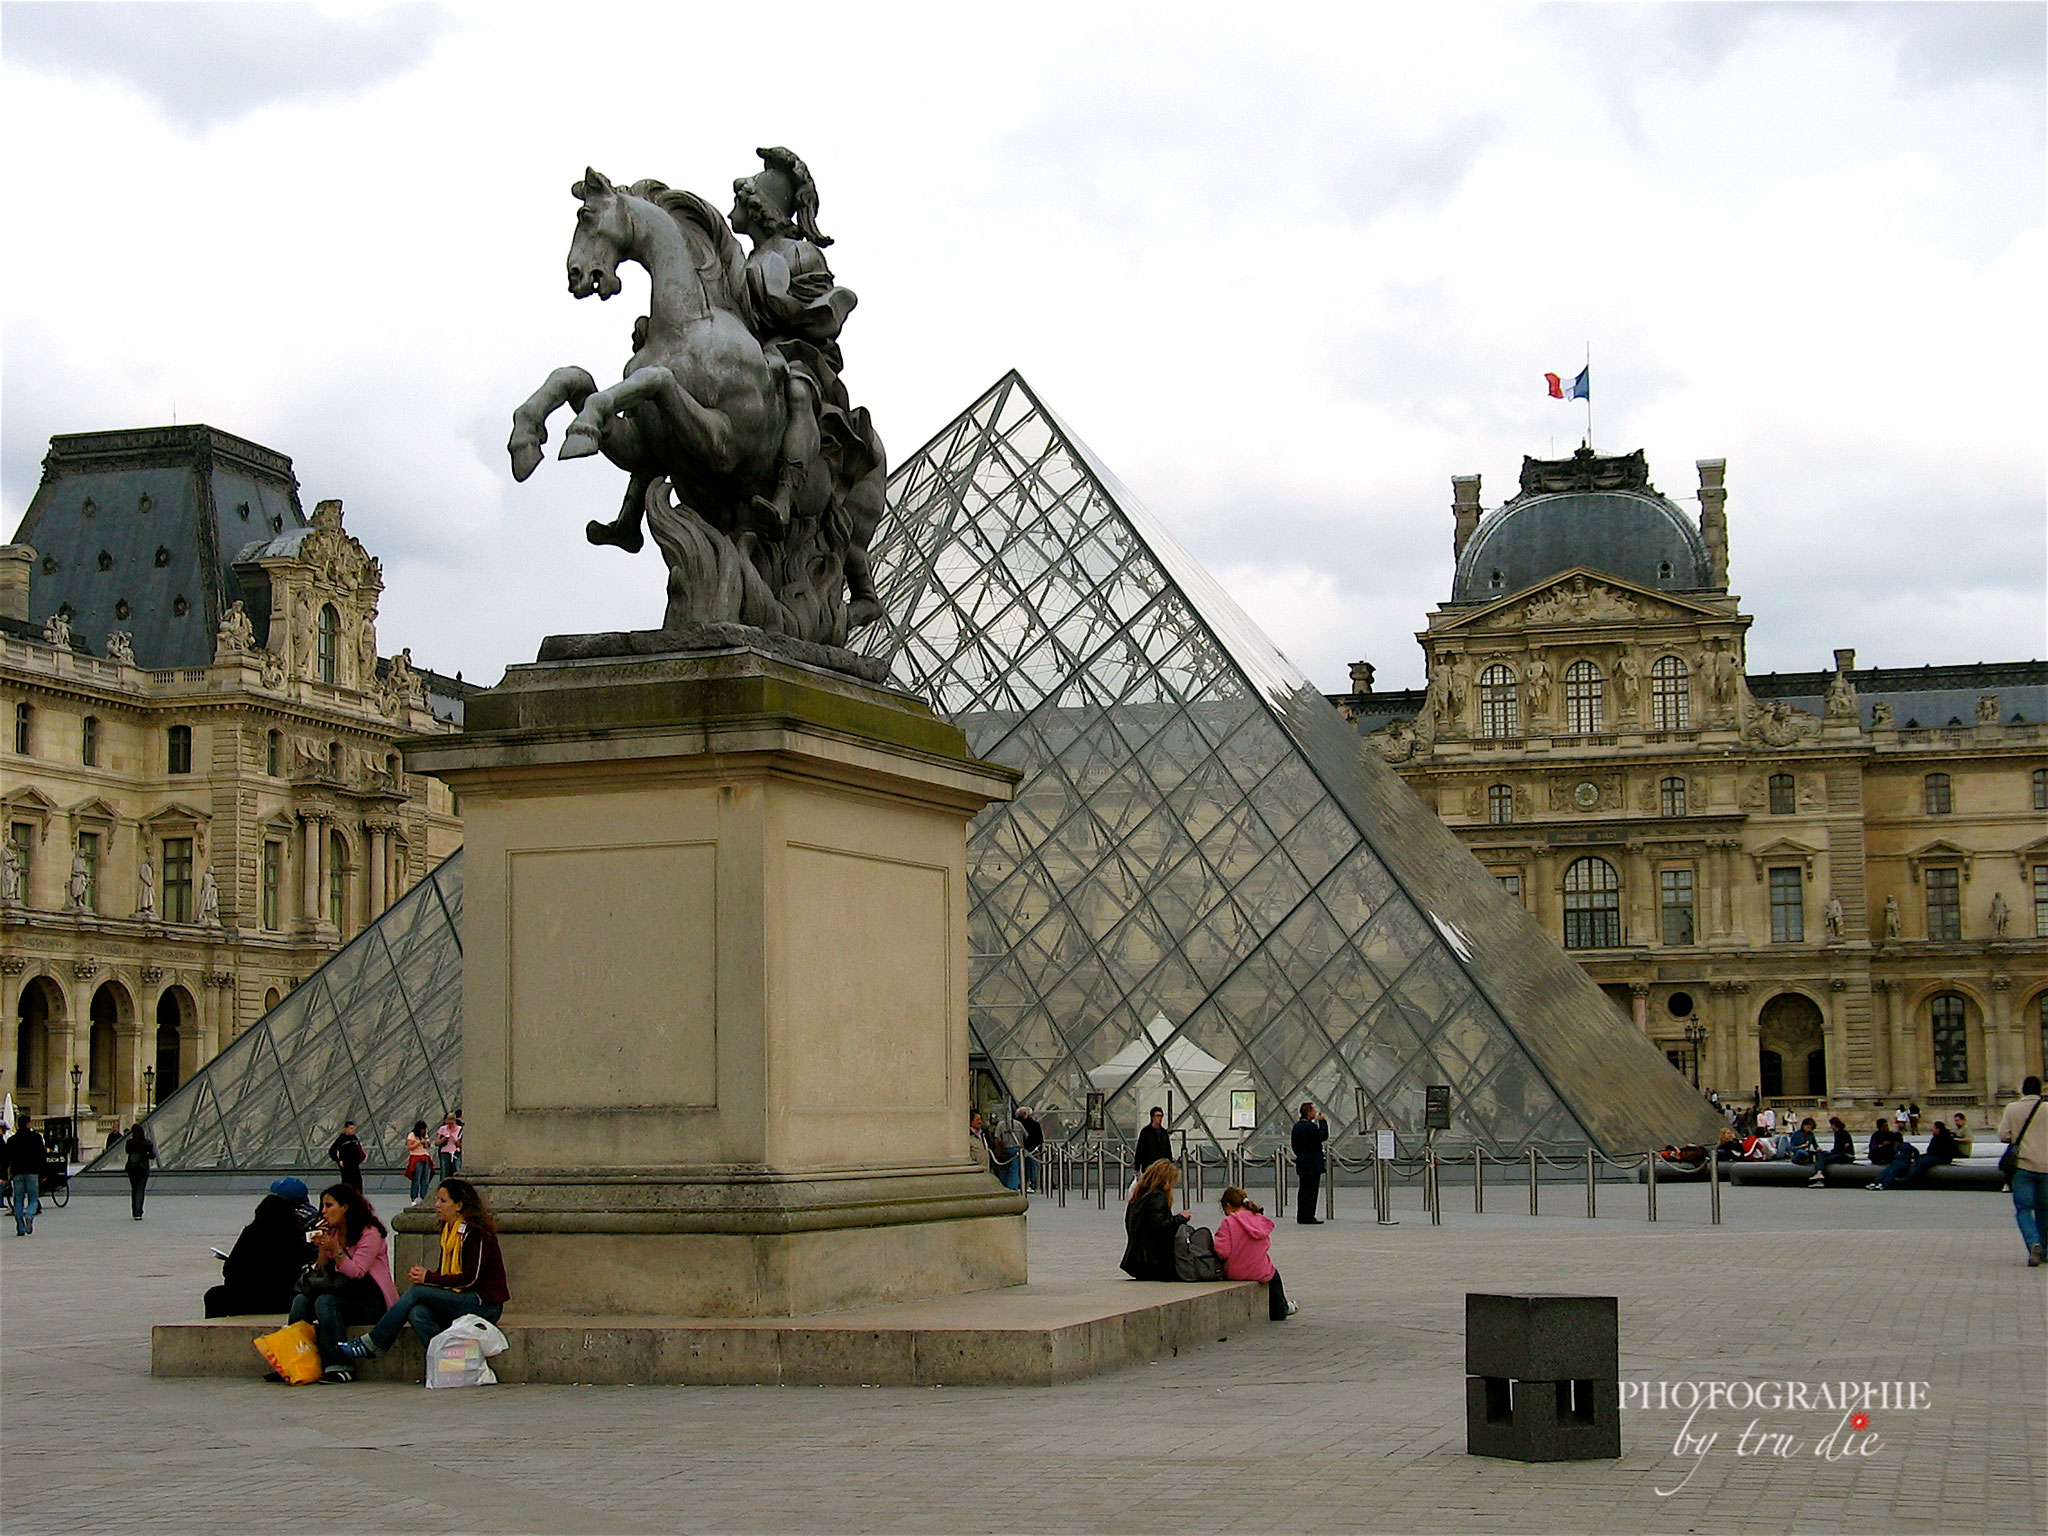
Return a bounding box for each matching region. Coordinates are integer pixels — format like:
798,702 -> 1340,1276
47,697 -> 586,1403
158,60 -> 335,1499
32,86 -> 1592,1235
152,1279 -> 1268,1387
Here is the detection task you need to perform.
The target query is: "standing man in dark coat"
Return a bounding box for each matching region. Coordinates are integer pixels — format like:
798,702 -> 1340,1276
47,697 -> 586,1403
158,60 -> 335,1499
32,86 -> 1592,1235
1134,1107 -> 1173,1171
1292,1102 -> 1329,1224
123,1124 -> 157,1219
327,1121 -> 366,1193
8,1111 -> 48,1235
1014,1106 -> 1045,1192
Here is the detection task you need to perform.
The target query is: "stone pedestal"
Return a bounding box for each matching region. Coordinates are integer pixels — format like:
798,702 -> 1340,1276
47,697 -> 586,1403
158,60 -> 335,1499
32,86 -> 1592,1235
399,644 -> 1025,1317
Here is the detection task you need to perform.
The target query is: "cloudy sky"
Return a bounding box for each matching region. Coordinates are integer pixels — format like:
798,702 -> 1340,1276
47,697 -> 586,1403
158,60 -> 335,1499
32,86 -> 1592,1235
3,2 -> 2042,691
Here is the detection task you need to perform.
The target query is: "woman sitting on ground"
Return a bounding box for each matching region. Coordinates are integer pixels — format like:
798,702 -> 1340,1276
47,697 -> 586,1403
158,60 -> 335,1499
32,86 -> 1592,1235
288,1184 -> 399,1383
338,1177 -> 507,1374
1119,1159 -> 1188,1282
204,1193 -> 310,1318
1213,1186 -> 1296,1320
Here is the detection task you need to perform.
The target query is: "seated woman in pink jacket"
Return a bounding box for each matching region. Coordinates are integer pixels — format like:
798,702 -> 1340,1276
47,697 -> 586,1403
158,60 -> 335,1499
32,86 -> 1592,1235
286,1184 -> 399,1383
1213,1186 -> 1296,1321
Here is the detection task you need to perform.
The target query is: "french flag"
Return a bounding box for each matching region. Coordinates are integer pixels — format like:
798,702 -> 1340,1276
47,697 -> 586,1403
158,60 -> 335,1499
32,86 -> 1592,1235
1545,368 -> 1590,400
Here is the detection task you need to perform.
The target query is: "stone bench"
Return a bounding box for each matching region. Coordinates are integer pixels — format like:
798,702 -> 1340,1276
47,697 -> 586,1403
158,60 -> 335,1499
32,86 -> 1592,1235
1727,1160 -> 2005,1190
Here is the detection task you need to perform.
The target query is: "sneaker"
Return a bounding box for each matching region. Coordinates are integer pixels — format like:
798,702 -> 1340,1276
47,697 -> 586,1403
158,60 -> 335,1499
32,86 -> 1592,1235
1286,1300 -> 1300,1316
336,1336 -> 381,1361
321,1365 -> 355,1383
2029,1244 -> 2044,1268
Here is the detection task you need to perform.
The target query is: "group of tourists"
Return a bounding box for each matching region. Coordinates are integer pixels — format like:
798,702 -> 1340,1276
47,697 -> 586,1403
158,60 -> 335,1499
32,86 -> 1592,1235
204,1173 -> 508,1383
968,1106 -> 1042,1191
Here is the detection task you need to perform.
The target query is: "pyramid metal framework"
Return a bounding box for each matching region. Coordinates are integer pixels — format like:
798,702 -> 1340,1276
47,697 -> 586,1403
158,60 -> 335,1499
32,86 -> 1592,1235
104,373 -> 1719,1172
83,856 -> 463,1173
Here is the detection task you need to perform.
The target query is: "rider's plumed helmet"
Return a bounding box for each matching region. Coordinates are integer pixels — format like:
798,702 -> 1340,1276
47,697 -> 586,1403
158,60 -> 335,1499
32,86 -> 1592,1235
734,146 -> 832,247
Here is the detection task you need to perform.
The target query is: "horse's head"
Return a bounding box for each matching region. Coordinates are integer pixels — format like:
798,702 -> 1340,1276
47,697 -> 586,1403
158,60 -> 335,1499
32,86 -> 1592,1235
567,167 -> 629,300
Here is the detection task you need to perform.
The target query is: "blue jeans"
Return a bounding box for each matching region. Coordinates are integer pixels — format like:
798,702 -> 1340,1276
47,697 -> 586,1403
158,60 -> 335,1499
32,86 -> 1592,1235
408,1161 -> 434,1200
10,1173 -> 38,1233
2012,1168 -> 2048,1252
1877,1151 -> 1943,1189
364,1284 -> 502,1354
290,1283 -> 387,1366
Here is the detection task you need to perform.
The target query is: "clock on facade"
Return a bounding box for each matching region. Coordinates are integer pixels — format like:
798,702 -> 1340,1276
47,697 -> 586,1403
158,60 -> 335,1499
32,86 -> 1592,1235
1572,781 -> 1601,810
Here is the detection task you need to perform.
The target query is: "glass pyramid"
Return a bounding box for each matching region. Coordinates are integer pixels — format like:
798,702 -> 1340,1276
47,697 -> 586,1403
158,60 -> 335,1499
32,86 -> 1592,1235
83,856 -> 464,1174
850,372 -> 1721,1156
110,374 -> 1720,1173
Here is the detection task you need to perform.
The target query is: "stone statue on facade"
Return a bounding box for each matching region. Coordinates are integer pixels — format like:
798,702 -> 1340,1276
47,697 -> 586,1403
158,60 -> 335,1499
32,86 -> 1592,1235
1990,890 -> 2010,940
215,600 -> 256,656
1871,699 -> 1894,730
104,631 -> 135,666
1823,893 -> 1843,939
1,838 -> 22,907
1614,651 -> 1642,715
196,867 -> 221,927
1825,669 -> 1858,721
67,846 -> 91,911
42,610 -> 72,649
507,149 -> 889,649
1977,693 -> 2000,725
1523,656 -> 1553,715
1882,893 -> 1901,940
136,855 -> 156,918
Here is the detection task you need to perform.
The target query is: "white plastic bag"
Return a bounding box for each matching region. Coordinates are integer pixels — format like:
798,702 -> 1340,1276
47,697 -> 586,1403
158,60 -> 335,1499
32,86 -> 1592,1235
423,1314 -> 509,1389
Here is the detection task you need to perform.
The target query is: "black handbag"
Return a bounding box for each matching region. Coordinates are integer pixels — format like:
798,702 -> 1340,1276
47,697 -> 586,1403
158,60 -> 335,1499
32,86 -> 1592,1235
295,1262 -> 348,1298
1998,1098 -> 2042,1186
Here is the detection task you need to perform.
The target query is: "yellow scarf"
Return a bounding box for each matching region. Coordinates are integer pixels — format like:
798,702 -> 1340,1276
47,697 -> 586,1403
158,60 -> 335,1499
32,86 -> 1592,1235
438,1219 -> 466,1284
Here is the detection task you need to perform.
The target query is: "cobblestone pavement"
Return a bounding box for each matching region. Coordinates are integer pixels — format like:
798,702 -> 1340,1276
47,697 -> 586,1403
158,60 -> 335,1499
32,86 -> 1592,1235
1,1177 -> 2041,1536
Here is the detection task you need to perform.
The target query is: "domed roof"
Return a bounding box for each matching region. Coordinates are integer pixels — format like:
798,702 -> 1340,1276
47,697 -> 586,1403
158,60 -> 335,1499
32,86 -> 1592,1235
1451,449 -> 1711,603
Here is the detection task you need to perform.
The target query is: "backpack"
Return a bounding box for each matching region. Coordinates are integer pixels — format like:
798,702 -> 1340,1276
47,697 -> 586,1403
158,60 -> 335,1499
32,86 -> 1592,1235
1173,1223 -> 1225,1282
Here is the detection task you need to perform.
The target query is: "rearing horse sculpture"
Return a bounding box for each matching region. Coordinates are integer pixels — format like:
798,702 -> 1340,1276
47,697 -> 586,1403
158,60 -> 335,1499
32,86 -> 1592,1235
508,167 -> 883,646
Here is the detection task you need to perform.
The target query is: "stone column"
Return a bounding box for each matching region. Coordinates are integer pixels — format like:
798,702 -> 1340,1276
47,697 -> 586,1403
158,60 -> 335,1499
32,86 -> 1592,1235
366,824 -> 388,918
1624,841 -> 1653,948
299,815 -> 323,926
1988,975 -> 2014,1099
0,966 -> 20,1103
1721,841 -> 1750,946
1705,839 -> 1734,944
1630,981 -> 1651,1034
1733,981 -> 1758,1099
1871,979 -> 1896,1097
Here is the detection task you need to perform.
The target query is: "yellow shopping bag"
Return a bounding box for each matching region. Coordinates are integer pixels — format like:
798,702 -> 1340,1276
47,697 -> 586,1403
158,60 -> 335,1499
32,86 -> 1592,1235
253,1320 -> 323,1384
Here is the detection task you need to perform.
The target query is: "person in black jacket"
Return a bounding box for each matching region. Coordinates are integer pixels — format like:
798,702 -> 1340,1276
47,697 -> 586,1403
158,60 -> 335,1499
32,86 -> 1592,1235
1015,1106 -> 1045,1192
7,1112 -> 48,1236
1867,1118 -> 1905,1169
123,1124 -> 157,1219
327,1121 -> 366,1192
1134,1107 -> 1172,1170
1291,1102 -> 1329,1224
1120,1158 -> 1188,1281
204,1194 -> 311,1316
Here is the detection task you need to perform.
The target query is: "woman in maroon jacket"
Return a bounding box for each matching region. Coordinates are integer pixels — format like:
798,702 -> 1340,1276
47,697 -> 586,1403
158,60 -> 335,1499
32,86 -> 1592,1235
338,1178 -> 507,1369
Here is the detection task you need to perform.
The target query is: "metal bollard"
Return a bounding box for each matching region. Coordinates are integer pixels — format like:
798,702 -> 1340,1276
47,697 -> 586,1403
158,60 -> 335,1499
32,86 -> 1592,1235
1585,1147 -> 1597,1219
1709,1149 -> 1722,1225
1646,1153 -> 1658,1222
1528,1146 -> 1540,1216
1474,1147 -> 1485,1213
1373,1154 -> 1386,1224
1275,1148 -> 1286,1212
1096,1145 -> 1106,1210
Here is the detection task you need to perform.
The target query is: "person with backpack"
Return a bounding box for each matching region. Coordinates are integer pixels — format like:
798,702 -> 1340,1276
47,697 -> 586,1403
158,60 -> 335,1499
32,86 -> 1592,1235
1998,1075 -> 2048,1267
1119,1159 -> 1188,1282
123,1123 -> 157,1219
1213,1186 -> 1296,1320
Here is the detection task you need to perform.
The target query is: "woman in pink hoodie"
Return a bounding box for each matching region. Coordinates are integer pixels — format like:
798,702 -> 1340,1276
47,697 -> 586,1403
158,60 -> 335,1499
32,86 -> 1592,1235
1213,1186 -> 1296,1320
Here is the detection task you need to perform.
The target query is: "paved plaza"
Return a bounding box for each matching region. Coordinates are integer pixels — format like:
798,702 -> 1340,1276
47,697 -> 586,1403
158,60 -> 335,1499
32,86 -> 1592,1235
1,1176 -> 2041,1536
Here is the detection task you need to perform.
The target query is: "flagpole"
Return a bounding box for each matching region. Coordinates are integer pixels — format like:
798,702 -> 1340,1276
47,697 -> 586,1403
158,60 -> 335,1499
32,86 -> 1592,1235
1583,342 -> 1592,450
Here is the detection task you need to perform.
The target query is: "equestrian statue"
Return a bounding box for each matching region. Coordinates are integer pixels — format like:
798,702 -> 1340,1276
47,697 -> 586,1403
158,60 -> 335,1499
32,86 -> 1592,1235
508,148 -> 887,647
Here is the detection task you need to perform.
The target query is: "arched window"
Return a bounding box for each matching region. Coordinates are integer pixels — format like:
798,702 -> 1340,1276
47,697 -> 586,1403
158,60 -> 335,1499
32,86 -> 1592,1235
80,715 -> 99,768
1488,784 -> 1514,824
1659,776 -> 1686,817
1478,664 -> 1519,737
1923,772 -> 1952,815
1562,856 -> 1622,949
328,829 -> 348,932
1768,773 -> 1795,815
155,990 -> 186,1098
1563,661 -> 1603,734
1929,993 -> 1969,1085
317,604 -> 340,685
167,723 -> 192,774
1650,655 -> 1690,729
266,729 -> 282,777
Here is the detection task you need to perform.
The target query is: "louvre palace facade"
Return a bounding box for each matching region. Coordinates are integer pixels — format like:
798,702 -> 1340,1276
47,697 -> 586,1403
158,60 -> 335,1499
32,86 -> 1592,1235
2,426 -> 469,1138
1333,447 -> 2048,1118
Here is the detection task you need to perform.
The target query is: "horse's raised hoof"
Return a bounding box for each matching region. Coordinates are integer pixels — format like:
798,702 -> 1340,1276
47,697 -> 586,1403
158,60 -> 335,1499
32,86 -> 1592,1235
846,597 -> 884,629
585,518 -> 643,554
559,425 -> 603,461
508,440 -> 543,482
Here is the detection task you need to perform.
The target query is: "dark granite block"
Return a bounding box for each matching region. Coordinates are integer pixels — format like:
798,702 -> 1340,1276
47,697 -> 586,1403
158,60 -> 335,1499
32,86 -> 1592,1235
1466,1375 -> 1621,1461
1465,1292 -> 1617,1381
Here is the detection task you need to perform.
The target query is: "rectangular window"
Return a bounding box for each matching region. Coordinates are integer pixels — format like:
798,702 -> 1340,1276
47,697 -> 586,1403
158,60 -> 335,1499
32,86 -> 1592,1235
1931,994 -> 1969,1086
1769,866 -> 1804,943
76,831 -> 100,912
1768,773 -> 1796,814
81,715 -> 98,768
1659,777 -> 1686,817
1660,868 -> 1696,946
2034,768 -> 2047,812
167,724 -> 192,774
2035,865 -> 2048,940
162,837 -> 194,923
13,701 -> 29,755
1496,872 -> 1522,902
1924,773 -> 1952,815
1488,784 -> 1514,824
1925,866 -> 1961,941
262,840 -> 283,930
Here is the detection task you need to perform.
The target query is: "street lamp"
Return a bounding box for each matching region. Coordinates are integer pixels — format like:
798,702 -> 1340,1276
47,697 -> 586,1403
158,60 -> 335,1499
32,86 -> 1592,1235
144,1065 -> 157,1116
1682,1019 -> 1709,1090
69,1060 -> 82,1122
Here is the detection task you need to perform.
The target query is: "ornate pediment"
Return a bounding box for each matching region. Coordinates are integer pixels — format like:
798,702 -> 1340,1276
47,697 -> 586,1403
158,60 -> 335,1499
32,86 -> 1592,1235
1438,568 -> 1724,635
295,499 -> 382,595
1749,836 -> 1823,880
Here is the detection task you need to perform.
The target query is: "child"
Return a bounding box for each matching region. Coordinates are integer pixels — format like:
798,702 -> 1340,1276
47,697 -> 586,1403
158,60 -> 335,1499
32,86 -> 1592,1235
1213,1186 -> 1296,1321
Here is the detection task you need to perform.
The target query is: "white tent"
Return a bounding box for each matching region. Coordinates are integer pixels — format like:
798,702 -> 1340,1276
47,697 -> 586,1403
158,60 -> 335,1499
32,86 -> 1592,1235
1088,1014 -> 1255,1143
